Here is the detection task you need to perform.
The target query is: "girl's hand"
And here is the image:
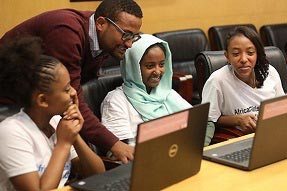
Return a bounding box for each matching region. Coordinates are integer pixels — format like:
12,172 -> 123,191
238,114 -> 257,133
56,118 -> 81,146
62,93 -> 84,127
57,93 -> 84,146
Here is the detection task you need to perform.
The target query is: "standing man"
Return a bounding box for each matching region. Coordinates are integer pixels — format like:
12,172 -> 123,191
0,0 -> 143,163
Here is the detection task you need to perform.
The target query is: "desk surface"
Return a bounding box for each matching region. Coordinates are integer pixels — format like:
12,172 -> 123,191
55,134 -> 287,191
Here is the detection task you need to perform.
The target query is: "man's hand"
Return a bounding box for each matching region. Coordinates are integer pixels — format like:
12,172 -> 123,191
110,141 -> 134,164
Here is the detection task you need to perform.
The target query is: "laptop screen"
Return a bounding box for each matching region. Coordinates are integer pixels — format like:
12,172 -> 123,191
261,96 -> 287,120
137,110 -> 189,143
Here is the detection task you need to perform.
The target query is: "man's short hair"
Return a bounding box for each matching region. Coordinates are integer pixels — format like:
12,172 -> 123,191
94,0 -> 143,21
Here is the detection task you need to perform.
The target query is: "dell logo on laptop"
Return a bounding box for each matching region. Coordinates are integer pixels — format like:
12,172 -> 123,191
168,144 -> 178,158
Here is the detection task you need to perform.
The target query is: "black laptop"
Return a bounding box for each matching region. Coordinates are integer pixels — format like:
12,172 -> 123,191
203,95 -> 287,171
71,103 -> 209,191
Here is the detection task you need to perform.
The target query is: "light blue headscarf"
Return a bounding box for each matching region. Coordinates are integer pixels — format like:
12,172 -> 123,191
121,34 -> 189,121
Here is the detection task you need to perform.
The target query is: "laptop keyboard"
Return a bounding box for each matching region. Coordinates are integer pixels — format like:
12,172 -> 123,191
101,176 -> 130,191
219,147 -> 251,163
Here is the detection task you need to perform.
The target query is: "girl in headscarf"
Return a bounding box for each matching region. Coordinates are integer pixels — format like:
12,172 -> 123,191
101,34 -> 214,146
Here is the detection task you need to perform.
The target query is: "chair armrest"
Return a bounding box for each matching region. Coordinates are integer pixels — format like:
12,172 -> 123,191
172,72 -> 193,104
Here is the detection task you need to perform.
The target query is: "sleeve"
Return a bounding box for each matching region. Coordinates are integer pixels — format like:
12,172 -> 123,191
201,75 -> 223,122
43,26 -> 118,151
204,121 -> 215,146
0,123 -> 37,178
70,146 -> 78,160
101,89 -> 134,141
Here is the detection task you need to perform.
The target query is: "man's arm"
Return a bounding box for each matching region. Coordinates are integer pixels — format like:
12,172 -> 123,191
77,87 -> 119,150
45,26 -> 133,162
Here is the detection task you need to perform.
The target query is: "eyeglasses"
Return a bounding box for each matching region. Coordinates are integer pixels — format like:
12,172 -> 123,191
105,17 -> 141,42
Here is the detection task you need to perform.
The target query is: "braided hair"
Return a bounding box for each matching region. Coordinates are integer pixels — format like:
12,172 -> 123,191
0,36 -> 62,107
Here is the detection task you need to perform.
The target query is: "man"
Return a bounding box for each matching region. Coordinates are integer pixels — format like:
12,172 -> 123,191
0,0 -> 143,163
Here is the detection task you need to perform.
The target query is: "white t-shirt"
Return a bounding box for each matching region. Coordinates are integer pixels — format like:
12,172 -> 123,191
101,87 -> 144,146
101,86 -> 191,146
202,65 -> 285,122
0,110 -> 78,191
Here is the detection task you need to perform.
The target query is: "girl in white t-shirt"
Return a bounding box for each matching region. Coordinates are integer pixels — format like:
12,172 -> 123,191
202,26 -> 285,136
0,36 -> 105,191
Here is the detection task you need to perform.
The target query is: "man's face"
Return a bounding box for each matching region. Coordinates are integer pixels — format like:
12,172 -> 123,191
96,12 -> 142,60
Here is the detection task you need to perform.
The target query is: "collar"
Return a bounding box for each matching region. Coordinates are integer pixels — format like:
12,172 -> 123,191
89,14 -> 102,57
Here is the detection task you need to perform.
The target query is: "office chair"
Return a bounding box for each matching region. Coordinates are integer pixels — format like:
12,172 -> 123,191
98,56 -> 121,76
208,24 -> 257,50
260,23 -> 287,59
82,74 -> 123,120
0,105 -> 19,122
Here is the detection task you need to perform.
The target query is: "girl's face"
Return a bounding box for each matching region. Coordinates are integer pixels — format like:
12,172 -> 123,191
225,34 -> 257,83
140,46 -> 166,93
45,64 -> 76,115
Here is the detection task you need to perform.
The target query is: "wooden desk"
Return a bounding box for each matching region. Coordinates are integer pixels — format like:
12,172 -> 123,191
55,134 -> 287,191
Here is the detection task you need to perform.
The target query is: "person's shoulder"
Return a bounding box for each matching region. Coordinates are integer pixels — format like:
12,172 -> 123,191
108,86 -> 124,96
208,65 -> 231,80
104,86 -> 126,102
42,9 -> 93,18
38,9 -> 93,26
170,89 -> 192,107
267,64 -> 282,80
268,64 -> 278,73
0,111 -> 25,135
170,89 -> 185,98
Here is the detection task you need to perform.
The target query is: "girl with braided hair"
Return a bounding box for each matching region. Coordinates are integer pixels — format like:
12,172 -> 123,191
0,36 -> 105,191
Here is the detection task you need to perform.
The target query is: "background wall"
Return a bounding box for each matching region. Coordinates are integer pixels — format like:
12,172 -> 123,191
1,0 -> 287,37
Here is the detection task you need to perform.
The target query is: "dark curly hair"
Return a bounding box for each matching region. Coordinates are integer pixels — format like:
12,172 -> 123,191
0,36 -> 63,108
94,0 -> 143,21
225,26 -> 269,88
